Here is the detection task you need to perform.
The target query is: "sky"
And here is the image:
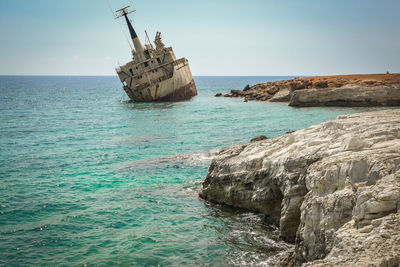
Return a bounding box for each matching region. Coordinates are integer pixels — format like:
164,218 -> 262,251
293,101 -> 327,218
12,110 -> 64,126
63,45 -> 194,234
0,0 -> 399,76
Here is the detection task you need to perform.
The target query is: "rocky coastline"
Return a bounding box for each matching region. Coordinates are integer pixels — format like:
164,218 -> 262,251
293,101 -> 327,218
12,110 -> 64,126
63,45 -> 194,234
199,109 -> 400,266
216,74 -> 400,107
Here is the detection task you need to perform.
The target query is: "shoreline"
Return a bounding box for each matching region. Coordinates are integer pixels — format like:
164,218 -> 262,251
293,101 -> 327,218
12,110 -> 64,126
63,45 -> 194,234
216,73 -> 400,107
199,109 -> 400,266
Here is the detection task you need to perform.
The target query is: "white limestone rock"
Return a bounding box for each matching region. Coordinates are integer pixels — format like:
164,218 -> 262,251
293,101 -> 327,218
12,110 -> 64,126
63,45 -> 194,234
303,212 -> 400,267
200,109 -> 400,265
270,88 -> 292,102
289,86 -> 400,107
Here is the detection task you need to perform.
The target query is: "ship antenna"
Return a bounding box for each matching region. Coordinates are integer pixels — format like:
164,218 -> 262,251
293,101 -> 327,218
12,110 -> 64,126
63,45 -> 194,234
107,1 -> 133,50
144,30 -> 154,49
114,5 -> 136,19
114,4 -> 146,60
114,6 -> 137,40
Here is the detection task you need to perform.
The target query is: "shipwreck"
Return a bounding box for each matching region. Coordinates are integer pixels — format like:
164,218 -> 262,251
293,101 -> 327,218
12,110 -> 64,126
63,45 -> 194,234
114,6 -> 197,101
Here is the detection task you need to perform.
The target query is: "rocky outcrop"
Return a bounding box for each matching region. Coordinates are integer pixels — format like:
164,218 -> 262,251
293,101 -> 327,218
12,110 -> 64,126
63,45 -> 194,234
215,74 -> 400,107
250,135 -> 268,142
270,89 -> 291,102
200,109 -> 400,266
290,85 -> 400,107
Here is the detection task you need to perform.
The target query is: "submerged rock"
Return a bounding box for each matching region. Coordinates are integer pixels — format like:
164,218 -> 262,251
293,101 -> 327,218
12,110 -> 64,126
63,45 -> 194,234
200,109 -> 400,266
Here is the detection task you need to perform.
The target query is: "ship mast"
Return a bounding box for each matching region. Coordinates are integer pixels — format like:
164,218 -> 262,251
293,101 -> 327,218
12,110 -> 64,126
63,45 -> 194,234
115,6 -> 145,60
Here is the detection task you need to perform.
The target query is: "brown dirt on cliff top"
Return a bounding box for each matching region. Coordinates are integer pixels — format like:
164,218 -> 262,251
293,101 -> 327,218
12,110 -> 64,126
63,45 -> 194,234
301,73 -> 400,84
264,73 -> 400,91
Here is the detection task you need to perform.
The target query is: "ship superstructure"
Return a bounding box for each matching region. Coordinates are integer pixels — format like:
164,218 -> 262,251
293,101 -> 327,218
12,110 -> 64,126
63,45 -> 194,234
114,6 -> 197,101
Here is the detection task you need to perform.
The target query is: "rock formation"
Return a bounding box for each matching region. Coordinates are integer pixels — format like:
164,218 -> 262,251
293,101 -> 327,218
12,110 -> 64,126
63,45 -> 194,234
290,85 -> 400,107
200,109 -> 400,266
250,135 -> 268,142
216,74 -> 400,107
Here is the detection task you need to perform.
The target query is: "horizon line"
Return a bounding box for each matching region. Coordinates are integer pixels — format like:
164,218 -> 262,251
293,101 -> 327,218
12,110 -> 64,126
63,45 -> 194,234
0,74 -> 302,77
0,72 -> 397,77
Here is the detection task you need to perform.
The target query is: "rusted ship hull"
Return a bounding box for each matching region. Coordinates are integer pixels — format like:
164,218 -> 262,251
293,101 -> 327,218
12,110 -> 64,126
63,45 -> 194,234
156,80 -> 197,101
120,58 -> 197,102
123,80 -> 197,101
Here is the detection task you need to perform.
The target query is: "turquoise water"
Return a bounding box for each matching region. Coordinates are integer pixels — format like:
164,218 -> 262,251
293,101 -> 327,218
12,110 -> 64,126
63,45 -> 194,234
0,76 -> 370,266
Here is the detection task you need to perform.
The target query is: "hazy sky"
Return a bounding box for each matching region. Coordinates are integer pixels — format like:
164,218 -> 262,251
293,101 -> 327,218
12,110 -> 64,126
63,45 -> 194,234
0,0 -> 399,76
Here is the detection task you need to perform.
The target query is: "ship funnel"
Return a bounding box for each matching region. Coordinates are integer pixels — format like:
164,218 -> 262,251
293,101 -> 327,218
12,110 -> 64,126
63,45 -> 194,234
115,6 -> 145,59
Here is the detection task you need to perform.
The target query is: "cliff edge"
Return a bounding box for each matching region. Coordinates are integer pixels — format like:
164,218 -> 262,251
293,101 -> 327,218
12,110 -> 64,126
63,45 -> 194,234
200,109 -> 400,266
217,74 -> 400,107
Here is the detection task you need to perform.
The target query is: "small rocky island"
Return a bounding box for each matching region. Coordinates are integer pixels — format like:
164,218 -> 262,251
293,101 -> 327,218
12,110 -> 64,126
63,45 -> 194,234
217,73 -> 400,107
200,109 -> 400,266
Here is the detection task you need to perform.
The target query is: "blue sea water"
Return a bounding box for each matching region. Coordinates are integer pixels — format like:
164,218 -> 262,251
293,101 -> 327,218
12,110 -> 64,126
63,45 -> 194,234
0,76 -> 375,266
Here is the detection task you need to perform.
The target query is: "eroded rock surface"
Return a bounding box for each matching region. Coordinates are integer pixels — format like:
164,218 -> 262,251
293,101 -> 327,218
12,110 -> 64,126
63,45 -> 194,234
290,85 -> 400,107
303,212 -> 400,267
200,109 -> 400,266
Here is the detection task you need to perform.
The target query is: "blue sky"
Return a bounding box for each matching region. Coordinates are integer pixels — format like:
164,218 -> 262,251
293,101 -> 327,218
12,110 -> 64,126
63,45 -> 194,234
0,0 -> 399,76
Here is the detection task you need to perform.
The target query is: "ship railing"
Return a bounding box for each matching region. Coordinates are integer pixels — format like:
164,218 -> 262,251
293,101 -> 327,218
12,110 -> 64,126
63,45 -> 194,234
132,57 -> 185,77
173,58 -> 187,66
131,57 -> 186,90
134,73 -> 173,90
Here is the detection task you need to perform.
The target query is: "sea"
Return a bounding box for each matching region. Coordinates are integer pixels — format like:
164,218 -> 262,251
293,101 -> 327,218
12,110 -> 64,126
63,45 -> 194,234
0,76 -> 375,266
